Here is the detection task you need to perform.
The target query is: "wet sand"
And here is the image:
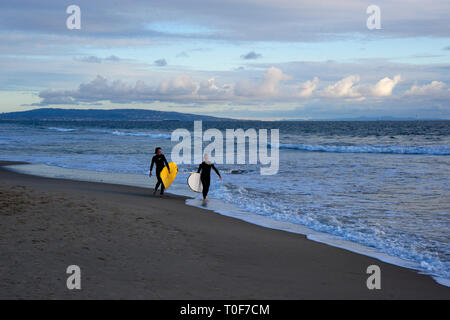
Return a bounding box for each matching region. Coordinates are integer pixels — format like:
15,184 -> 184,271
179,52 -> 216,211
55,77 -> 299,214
0,161 -> 448,299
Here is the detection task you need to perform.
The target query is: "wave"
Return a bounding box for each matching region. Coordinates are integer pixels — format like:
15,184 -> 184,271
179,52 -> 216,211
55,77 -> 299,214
0,136 -> 14,144
208,181 -> 450,283
86,129 -> 171,139
274,143 -> 450,155
47,127 -> 77,132
110,130 -> 171,139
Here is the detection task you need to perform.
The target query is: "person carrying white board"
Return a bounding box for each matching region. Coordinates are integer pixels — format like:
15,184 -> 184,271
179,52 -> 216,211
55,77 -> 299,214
197,154 -> 221,200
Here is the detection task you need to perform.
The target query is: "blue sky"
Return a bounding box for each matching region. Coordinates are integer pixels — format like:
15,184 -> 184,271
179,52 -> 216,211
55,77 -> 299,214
0,0 -> 449,119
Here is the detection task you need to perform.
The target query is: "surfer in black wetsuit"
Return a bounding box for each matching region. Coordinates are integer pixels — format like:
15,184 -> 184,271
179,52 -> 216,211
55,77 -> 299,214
197,154 -> 221,200
149,147 -> 170,195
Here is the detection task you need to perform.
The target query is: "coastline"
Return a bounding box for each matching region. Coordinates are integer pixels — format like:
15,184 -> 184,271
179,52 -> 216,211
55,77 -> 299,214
0,161 -> 449,299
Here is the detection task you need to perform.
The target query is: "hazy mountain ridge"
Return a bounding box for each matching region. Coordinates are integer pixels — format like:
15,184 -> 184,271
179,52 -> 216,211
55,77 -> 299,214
0,108 -> 232,121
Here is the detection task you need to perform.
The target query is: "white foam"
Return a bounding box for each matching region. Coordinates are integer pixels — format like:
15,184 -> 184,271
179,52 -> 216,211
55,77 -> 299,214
275,143 -> 450,155
5,163 -> 155,189
47,127 -> 77,132
87,128 -> 171,139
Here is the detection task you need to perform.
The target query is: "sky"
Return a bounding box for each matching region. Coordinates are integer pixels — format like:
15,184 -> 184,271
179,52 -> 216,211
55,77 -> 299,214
1,0 -> 449,120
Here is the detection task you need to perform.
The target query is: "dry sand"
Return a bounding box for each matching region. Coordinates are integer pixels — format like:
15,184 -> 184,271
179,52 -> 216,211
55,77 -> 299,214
0,161 -> 449,299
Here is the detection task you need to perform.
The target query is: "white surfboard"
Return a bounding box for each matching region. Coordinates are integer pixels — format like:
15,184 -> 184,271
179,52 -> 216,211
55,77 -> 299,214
187,172 -> 203,193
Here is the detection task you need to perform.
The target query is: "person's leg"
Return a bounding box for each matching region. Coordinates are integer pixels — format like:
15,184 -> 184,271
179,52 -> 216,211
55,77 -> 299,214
154,169 -> 161,193
160,180 -> 165,195
156,169 -> 165,195
201,177 -> 210,199
154,178 -> 161,193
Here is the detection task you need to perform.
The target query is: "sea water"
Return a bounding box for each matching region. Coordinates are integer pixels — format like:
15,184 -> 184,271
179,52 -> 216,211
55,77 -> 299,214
1,120 -> 449,285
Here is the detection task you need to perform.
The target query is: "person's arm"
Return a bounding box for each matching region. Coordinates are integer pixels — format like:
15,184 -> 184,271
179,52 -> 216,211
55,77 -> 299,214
212,164 -> 221,178
149,156 -> 155,176
163,155 -> 170,173
197,163 -> 202,173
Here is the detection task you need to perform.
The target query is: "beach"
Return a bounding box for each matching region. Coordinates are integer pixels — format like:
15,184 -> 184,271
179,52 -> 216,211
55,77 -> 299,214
0,161 -> 449,299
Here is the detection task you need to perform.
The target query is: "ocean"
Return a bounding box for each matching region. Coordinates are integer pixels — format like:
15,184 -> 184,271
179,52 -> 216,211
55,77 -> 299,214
1,119 -> 449,285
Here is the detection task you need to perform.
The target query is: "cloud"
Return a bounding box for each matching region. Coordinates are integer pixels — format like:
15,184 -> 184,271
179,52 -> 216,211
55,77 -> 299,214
1,1 -> 449,119
176,51 -> 189,58
154,59 -> 167,67
158,74 -> 198,95
240,51 -> 262,60
74,55 -> 122,63
37,74 -> 232,105
2,0 -> 449,42
198,78 -> 234,99
235,67 -> 291,97
38,89 -> 79,105
405,81 -> 446,95
75,56 -> 102,63
298,77 -> 319,97
36,68 -> 291,105
104,55 -> 121,62
370,75 -> 401,97
322,75 -> 361,98
321,74 -> 401,99
33,69 -> 448,112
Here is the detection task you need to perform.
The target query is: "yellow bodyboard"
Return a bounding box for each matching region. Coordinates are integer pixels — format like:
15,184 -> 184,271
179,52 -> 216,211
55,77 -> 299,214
160,162 -> 178,190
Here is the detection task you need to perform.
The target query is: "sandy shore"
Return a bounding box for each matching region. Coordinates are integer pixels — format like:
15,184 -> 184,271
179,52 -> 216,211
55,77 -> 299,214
0,161 -> 448,299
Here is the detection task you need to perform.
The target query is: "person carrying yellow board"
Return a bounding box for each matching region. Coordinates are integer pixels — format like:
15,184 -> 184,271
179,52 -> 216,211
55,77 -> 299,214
149,147 -> 170,196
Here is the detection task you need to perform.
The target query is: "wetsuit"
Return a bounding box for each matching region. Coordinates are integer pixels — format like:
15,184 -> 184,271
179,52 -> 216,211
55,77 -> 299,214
150,154 -> 170,194
197,162 -> 221,199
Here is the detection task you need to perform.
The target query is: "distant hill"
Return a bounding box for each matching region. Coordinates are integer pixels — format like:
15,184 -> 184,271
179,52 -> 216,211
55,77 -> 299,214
329,116 -> 418,121
281,116 -> 446,121
0,108 -> 232,121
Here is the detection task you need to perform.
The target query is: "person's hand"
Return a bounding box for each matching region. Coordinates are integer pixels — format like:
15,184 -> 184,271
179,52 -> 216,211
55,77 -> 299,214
149,172 -> 152,177
219,175 -> 222,180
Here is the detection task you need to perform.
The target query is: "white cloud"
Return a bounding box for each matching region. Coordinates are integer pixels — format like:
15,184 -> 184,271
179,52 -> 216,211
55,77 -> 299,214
321,75 -> 361,98
297,77 -> 319,97
406,80 -> 446,95
371,75 -> 401,97
235,67 -> 291,97
198,78 -> 233,99
158,74 -> 198,96
38,73 -> 235,105
37,67 -> 293,104
259,67 -> 292,95
320,74 -> 402,99
35,69 -> 445,108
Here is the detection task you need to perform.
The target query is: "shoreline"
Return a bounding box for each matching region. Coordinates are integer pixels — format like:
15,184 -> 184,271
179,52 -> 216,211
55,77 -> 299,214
5,161 -> 449,287
0,160 -> 449,299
